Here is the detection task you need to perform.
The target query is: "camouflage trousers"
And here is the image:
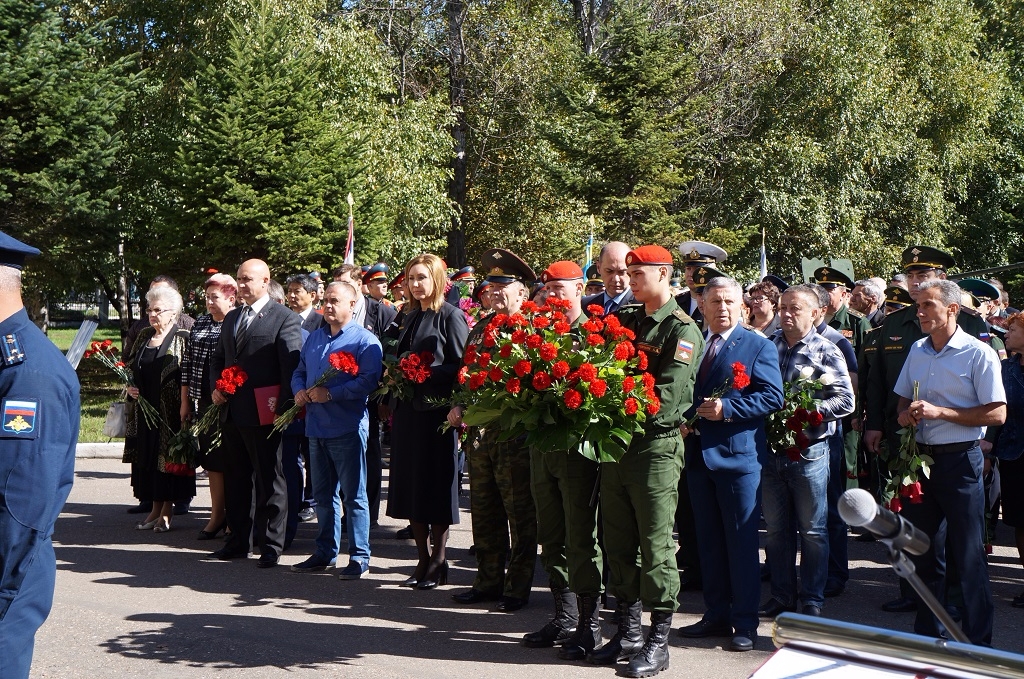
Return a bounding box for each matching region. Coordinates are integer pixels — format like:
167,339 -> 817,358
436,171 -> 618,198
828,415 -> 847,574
467,429 -> 537,600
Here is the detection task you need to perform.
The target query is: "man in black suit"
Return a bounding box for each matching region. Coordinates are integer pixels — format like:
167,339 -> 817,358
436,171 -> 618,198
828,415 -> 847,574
286,273 -> 325,334
209,259 -> 302,567
581,241 -> 635,315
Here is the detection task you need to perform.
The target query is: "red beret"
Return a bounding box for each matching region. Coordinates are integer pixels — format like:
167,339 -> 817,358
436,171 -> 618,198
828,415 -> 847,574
540,261 -> 584,283
625,245 -> 673,267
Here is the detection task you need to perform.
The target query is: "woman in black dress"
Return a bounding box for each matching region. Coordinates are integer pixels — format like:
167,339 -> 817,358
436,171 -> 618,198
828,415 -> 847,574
180,273 -> 236,539
126,286 -> 193,533
385,253 -> 469,588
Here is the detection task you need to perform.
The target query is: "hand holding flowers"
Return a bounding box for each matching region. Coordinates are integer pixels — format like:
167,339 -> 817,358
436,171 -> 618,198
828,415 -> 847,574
272,351 -> 359,434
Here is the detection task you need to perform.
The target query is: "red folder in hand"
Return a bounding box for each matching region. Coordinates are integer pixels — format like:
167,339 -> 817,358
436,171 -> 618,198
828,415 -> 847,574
254,385 -> 281,426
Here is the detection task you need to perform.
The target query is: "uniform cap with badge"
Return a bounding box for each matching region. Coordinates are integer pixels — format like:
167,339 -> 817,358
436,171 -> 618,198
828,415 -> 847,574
585,264 -> 604,288
481,248 -> 537,285
362,262 -> 389,284
812,266 -> 854,290
901,245 -> 956,272
450,266 -> 476,282
677,241 -> 728,266
0,231 -> 40,270
958,278 -> 1000,303
884,285 -> 913,309
387,272 -> 405,291
540,261 -> 584,283
762,274 -> 789,292
692,266 -> 726,294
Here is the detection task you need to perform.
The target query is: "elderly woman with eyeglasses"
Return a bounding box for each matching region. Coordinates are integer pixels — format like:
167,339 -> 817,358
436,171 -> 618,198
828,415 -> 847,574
125,285 -> 193,533
746,281 -> 782,335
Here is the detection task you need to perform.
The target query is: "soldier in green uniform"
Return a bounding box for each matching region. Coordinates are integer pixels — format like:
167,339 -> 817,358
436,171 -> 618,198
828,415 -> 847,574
864,246 -> 994,613
449,249 -> 538,612
521,260 -> 606,660
813,266 -> 872,355
589,245 -> 703,678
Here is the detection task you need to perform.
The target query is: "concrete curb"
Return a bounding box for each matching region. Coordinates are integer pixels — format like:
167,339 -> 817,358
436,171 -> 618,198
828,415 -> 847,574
76,442 -> 124,459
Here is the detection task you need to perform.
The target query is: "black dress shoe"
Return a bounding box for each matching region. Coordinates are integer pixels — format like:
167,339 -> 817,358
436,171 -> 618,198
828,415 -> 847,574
758,598 -> 795,618
495,596 -> 526,612
801,605 -> 821,616
395,525 -> 413,539
824,581 -> 845,598
452,588 -> 502,605
208,547 -> 248,560
197,522 -> 227,541
881,596 -> 917,613
677,618 -> 732,638
730,630 -> 757,652
257,552 -> 279,569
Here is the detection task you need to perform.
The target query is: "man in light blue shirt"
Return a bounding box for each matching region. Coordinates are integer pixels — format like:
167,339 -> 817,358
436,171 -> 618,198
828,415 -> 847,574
290,281 -> 383,580
895,279 -> 1006,645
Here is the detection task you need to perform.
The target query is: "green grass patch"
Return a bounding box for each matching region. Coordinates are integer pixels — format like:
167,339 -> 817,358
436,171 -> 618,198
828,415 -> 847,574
46,326 -> 126,443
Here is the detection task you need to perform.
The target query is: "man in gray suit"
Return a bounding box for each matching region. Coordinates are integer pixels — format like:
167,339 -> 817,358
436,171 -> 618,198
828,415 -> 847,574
208,259 -> 302,568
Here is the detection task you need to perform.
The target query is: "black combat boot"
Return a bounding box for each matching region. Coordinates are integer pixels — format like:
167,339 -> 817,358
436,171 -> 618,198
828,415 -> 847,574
625,610 -> 672,678
522,587 -> 578,647
558,594 -> 601,660
588,599 -> 643,665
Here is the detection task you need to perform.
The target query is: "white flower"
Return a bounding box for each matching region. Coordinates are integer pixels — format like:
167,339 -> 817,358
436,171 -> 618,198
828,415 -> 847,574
799,366 -> 815,379
819,373 -> 835,386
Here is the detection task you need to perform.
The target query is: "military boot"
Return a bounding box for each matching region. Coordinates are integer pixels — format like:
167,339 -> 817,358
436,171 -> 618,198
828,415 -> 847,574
558,594 -> 601,660
522,587 -> 577,647
588,599 -> 643,665
625,610 -> 672,678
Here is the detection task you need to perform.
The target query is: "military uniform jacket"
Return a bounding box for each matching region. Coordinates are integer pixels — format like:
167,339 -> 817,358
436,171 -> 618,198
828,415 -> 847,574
615,296 -> 704,440
675,290 -> 703,326
0,309 -> 79,619
864,305 -> 991,434
828,305 -> 871,355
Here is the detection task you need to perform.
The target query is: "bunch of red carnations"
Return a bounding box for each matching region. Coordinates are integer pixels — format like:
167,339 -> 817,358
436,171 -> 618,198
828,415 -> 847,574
272,351 -> 359,433
86,339 -> 163,431
455,300 -> 660,462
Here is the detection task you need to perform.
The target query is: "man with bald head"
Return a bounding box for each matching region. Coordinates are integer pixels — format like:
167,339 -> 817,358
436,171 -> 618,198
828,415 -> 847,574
209,259 -> 303,567
582,241 -> 635,315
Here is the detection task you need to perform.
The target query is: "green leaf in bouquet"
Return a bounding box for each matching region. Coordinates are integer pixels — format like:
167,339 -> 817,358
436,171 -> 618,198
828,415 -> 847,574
596,438 -> 627,463
579,440 -> 599,463
919,455 -> 933,478
462,406 -> 503,427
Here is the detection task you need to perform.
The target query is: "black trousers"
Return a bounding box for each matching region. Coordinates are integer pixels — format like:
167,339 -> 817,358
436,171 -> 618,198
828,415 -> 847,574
223,419 -> 288,557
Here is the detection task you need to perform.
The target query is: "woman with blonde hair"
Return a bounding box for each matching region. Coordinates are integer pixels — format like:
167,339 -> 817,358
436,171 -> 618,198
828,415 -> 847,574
180,273 -> 237,539
383,254 -> 469,588
126,285 -> 193,532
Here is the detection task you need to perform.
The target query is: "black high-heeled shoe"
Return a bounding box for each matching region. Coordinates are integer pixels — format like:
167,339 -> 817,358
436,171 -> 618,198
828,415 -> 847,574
198,521 -> 226,541
400,559 -> 430,588
416,561 -> 449,590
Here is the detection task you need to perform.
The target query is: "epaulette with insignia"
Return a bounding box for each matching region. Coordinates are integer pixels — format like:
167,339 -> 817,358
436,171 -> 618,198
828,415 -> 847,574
2,333 -> 25,366
847,308 -> 865,319
671,308 -> 695,324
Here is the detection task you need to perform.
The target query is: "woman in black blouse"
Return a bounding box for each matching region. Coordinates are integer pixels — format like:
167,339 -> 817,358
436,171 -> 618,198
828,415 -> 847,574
383,254 -> 469,588
180,274 -> 237,539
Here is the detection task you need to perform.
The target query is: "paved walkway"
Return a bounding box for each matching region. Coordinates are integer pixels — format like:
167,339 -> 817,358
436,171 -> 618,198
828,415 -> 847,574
30,455 -> 1024,678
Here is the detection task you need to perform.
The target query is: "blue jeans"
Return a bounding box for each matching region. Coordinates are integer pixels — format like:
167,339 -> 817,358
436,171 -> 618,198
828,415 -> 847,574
826,429 -> 848,587
762,440 -> 830,608
310,429 -> 370,566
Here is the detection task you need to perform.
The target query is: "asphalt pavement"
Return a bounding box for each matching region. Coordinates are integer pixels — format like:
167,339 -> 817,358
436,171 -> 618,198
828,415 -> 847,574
29,451 -> 1024,678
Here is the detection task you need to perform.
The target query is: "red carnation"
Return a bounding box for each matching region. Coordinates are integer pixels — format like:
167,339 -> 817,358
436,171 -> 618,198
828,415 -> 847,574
564,389 -> 583,410
469,372 -> 486,390
491,313 -> 509,327
511,329 -> 527,344
216,366 -> 248,394
457,366 -> 469,384
499,343 -> 513,358
587,334 -> 605,347
483,334 -> 497,348
733,372 -> 751,390
807,411 -> 824,426
586,304 -> 605,316
637,351 -> 648,370
576,363 -> 598,383
510,313 -> 528,327
551,311 -> 567,322
551,361 -> 570,379
115,361 -> 125,368
328,351 -> 359,375
641,373 -> 655,390
525,333 -> 543,349
553,321 -> 571,335
532,372 -> 552,390
506,378 -> 522,395
533,316 -> 550,330
539,342 -> 558,361
488,366 -> 504,382
477,352 -> 491,368
520,301 -> 538,313
514,360 -> 533,377
582,318 -> 602,333
464,345 -> 477,362
614,341 -> 636,361
590,379 -> 608,398
646,397 -> 661,415
624,397 -> 639,415
622,376 -> 636,392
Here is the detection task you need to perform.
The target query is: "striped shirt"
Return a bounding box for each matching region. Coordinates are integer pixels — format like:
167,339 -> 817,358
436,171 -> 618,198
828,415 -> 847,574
180,313 -> 224,404
895,327 -> 1005,445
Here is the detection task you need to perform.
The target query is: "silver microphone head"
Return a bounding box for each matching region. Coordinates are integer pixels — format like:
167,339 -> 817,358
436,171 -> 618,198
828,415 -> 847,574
838,488 -> 878,528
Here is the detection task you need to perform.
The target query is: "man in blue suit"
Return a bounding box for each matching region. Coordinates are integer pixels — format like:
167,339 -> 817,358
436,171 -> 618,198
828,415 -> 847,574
678,274 -> 784,652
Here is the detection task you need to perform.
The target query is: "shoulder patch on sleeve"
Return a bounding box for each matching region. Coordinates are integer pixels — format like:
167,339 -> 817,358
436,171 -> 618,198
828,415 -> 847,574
1,399 -> 38,438
674,339 -> 695,364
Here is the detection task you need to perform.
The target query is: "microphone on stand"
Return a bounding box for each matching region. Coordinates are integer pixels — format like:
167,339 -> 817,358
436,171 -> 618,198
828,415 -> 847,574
838,488 -> 930,556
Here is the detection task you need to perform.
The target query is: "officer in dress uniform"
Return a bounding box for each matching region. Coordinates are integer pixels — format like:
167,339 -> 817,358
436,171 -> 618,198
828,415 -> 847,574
363,263 -> 392,306
676,241 -> 728,326
959,279 -> 1009,359
0,232 -> 79,679
387,272 -> 406,310
450,266 -> 477,297
864,246 -> 994,613
450,249 -> 538,612
585,265 -> 604,297
812,266 -> 871,355
590,245 -> 703,677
